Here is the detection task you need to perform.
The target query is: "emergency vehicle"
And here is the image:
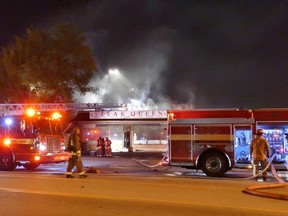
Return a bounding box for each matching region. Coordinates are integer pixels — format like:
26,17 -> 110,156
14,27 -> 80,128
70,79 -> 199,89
0,103 -> 125,171
0,108 -> 68,171
166,108 -> 288,177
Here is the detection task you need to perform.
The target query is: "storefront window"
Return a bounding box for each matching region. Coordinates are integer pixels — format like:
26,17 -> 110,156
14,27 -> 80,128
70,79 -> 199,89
82,124 -> 123,142
82,124 -> 99,142
109,125 -> 123,141
96,124 -> 109,139
160,124 -> 168,144
133,124 -> 167,145
147,125 -> 160,144
91,124 -> 122,141
133,125 -> 147,144
82,121 -> 166,151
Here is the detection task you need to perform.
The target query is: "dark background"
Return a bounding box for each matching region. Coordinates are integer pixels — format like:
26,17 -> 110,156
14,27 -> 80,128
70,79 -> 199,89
1,0 -> 288,109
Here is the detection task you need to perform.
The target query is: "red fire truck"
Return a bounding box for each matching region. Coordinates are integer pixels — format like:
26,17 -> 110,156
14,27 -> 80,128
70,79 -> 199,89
0,108 -> 69,171
166,108 -> 288,177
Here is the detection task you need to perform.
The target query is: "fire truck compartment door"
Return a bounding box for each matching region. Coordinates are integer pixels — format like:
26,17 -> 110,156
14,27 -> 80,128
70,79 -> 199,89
234,125 -> 252,165
170,125 -> 192,161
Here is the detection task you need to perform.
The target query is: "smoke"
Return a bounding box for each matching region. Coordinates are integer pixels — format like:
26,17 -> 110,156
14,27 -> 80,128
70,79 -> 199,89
49,1 -> 194,110
73,19 -> 195,110
21,0 -> 288,109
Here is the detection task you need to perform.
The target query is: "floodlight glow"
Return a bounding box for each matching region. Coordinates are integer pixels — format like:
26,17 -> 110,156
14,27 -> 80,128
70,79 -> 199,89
108,68 -> 119,75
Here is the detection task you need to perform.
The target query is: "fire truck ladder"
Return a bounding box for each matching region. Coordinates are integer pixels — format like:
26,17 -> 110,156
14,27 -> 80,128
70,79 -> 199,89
108,68 -> 139,93
0,103 -> 126,116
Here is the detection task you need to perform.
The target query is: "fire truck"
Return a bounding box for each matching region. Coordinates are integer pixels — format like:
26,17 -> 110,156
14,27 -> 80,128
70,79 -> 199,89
0,103 -> 125,171
166,108 -> 288,177
0,108 -> 69,171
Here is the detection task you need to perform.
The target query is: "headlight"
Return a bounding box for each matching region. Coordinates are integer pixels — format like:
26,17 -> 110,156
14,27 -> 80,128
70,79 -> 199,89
34,156 -> 41,161
4,138 -> 11,146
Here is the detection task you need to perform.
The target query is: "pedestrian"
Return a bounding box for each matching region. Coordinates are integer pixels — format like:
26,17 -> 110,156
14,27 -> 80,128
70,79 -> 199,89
105,137 -> 112,157
66,127 -> 87,178
250,129 -> 270,181
96,136 -> 103,157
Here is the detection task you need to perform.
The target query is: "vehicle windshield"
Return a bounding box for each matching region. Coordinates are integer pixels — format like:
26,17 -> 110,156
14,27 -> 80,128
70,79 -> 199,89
0,115 -> 62,138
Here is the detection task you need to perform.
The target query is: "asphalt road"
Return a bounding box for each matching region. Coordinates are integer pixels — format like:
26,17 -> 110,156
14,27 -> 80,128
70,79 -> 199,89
0,170 -> 287,216
83,152 -> 288,181
10,151 -> 288,181
0,152 -> 287,216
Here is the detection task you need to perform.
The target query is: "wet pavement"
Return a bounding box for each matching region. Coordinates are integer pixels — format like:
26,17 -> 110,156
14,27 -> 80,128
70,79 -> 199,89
82,151 -> 167,173
80,151 -> 288,182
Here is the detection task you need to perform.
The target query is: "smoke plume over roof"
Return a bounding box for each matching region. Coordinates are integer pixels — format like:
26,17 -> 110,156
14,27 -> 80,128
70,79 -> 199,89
1,1 -> 288,109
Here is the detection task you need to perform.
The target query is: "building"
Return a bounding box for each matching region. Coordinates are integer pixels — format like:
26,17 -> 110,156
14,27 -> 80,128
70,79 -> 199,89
72,109 -> 168,153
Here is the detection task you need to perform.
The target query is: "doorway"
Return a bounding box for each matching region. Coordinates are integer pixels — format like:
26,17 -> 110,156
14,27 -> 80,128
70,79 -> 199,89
124,131 -> 131,149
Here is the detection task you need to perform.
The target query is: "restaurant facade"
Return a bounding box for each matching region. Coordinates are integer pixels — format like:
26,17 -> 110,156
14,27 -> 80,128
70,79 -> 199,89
72,110 -> 168,152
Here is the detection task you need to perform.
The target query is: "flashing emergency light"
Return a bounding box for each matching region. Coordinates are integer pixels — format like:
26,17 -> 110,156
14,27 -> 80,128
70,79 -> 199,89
26,108 -> 36,117
4,138 -> 11,146
39,144 -> 47,151
5,118 -> 12,126
51,112 -> 62,120
168,113 -> 175,120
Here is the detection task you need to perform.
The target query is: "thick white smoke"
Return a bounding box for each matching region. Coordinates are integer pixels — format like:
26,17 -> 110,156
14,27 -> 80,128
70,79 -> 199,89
74,26 -> 195,110
46,1 -> 198,110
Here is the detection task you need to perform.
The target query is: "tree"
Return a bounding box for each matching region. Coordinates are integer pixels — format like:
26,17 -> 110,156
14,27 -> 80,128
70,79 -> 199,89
0,23 -> 97,103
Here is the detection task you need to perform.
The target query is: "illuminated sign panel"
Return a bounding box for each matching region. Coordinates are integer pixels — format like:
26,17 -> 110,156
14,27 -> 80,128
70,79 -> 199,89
89,110 -> 167,119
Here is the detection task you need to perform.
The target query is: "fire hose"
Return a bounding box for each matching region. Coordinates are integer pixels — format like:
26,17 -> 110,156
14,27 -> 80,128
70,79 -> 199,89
132,154 -> 169,169
133,153 -> 288,200
242,153 -> 288,200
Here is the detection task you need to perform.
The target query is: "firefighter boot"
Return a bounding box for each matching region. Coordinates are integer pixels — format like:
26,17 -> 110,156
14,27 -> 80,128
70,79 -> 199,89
66,174 -> 74,178
79,174 -> 88,179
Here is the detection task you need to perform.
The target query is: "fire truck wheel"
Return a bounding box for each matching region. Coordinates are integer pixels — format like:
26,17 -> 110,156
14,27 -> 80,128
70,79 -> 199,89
23,163 -> 40,170
201,152 -> 229,177
0,151 -> 16,171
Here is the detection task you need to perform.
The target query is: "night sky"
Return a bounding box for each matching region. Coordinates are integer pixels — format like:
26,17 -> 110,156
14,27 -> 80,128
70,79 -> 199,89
1,0 -> 288,109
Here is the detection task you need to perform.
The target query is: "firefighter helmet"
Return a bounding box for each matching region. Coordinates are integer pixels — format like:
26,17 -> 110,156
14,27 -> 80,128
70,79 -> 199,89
256,129 -> 264,135
73,127 -> 80,134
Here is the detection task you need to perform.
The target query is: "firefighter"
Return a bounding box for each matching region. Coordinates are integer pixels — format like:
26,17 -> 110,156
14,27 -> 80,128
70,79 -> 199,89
101,137 -> 105,157
250,129 -> 270,181
96,136 -> 103,157
66,127 -> 87,178
105,137 -> 112,157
